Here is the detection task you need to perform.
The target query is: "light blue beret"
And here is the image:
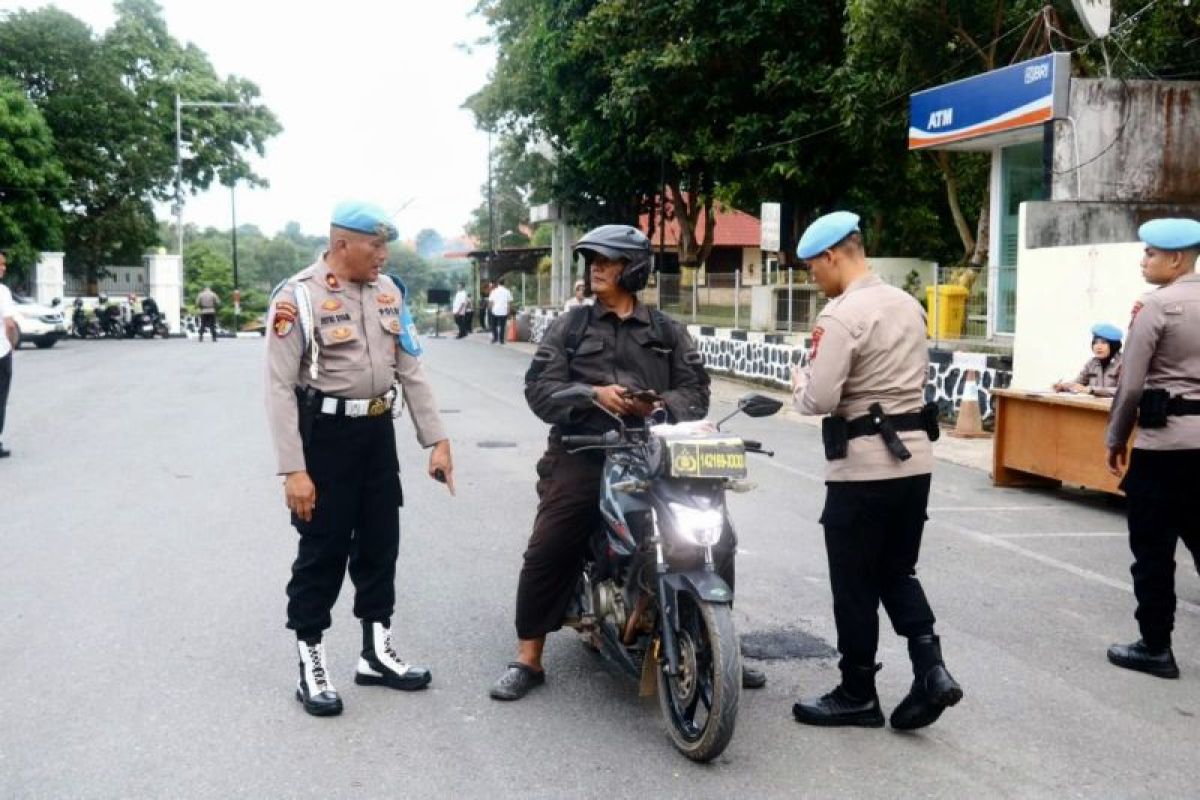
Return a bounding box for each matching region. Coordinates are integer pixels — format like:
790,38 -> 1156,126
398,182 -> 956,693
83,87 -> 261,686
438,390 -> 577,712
796,211 -> 861,260
331,201 -> 398,242
1091,323 -> 1122,343
1138,217 -> 1200,251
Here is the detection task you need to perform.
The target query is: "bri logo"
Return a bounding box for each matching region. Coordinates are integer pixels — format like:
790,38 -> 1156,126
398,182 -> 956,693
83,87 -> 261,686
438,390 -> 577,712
927,108 -> 954,129
1024,63 -> 1050,84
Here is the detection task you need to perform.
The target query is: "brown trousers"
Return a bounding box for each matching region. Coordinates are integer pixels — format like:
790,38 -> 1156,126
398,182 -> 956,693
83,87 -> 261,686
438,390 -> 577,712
515,447 -> 603,639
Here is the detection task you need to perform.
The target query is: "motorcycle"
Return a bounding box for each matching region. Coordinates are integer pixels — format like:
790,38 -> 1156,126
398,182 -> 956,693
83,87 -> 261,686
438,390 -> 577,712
550,386 -> 782,762
125,310 -> 158,339
70,301 -> 100,339
97,305 -> 125,339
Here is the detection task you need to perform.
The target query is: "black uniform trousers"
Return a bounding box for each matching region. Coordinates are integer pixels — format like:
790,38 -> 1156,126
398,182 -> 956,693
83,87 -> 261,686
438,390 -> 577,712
1119,448 -> 1200,650
286,412 -> 404,641
0,352 -> 11,440
198,312 -> 217,341
820,474 -> 936,668
516,445 -> 736,641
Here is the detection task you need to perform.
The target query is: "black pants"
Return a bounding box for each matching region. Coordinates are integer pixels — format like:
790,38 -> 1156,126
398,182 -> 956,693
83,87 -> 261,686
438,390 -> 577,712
821,475 -> 936,668
515,445 -> 735,640
491,312 -> 507,343
1120,448 -> 1200,649
0,351 -> 11,440
454,314 -> 471,338
286,413 -> 404,640
198,313 -> 217,341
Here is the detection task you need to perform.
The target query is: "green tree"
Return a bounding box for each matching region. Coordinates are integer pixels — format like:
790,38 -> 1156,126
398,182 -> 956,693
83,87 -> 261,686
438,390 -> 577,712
0,1 -> 281,279
0,77 -> 66,283
414,228 -> 446,259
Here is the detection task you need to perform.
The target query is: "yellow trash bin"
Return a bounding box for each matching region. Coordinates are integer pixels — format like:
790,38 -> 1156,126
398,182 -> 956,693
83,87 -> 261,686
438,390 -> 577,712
925,285 -> 969,339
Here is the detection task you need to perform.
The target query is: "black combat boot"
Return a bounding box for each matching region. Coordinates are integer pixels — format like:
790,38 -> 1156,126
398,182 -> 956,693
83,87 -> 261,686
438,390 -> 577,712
1107,640 -> 1179,679
354,620 -> 432,691
793,662 -> 884,727
890,635 -> 963,730
295,640 -> 343,717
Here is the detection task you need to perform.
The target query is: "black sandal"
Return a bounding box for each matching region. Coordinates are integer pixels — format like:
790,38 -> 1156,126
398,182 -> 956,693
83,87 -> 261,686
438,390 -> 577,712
489,662 -> 546,701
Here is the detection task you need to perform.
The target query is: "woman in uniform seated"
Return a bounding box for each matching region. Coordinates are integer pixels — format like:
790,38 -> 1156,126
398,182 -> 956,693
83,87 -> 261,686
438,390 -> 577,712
1053,323 -> 1123,397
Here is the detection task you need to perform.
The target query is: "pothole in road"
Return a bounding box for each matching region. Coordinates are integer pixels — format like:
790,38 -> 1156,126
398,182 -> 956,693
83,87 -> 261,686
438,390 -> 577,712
741,626 -> 837,661
476,441 -> 518,448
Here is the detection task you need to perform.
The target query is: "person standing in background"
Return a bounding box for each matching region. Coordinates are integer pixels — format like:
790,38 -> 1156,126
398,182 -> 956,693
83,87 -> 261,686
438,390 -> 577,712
488,278 -> 513,345
0,251 -> 17,458
196,285 -> 220,343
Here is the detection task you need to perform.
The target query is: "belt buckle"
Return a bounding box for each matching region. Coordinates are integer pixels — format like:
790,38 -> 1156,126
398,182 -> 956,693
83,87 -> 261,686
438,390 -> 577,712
367,397 -> 387,417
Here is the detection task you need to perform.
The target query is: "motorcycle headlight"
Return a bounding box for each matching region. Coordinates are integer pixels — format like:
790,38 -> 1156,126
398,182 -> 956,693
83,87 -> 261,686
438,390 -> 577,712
667,502 -> 724,547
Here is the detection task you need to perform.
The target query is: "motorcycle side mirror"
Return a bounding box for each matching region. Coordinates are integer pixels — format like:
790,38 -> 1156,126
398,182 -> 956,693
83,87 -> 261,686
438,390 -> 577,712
738,393 -> 783,418
550,384 -> 598,409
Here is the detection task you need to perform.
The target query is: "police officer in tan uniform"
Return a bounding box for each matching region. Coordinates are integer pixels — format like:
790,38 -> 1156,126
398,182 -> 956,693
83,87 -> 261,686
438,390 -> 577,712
266,201 -> 455,717
789,211 -> 961,730
1105,217 -> 1200,680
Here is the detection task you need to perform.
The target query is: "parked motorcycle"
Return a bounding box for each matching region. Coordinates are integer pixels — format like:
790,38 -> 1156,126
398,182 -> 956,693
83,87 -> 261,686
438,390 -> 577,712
125,310 -> 158,339
550,386 -> 782,762
70,300 -> 100,339
142,298 -> 170,338
96,303 -> 125,339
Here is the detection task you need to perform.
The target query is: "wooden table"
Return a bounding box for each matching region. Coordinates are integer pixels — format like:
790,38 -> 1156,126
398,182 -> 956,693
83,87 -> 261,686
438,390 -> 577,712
991,388 -> 1129,495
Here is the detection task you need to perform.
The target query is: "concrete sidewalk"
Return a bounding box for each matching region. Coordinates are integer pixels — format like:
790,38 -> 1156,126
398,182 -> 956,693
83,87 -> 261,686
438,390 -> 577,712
495,335 -> 995,474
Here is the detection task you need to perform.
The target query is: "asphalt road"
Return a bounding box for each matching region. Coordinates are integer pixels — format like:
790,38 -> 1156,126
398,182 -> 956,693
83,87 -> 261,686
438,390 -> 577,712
1,333 -> 1197,799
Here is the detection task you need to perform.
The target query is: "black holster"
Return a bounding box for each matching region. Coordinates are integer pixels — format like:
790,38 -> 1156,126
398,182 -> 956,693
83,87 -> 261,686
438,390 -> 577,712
1138,389 -> 1170,429
869,402 -> 913,462
822,415 -> 849,460
920,401 -> 941,442
295,386 -> 321,447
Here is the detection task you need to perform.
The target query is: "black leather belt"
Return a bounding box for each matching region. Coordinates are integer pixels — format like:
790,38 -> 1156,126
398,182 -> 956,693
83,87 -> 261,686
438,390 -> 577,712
1166,397 -> 1200,415
846,409 -> 928,440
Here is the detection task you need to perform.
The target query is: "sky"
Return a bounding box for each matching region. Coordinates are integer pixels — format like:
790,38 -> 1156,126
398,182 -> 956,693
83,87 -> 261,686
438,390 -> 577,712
0,0 -> 497,242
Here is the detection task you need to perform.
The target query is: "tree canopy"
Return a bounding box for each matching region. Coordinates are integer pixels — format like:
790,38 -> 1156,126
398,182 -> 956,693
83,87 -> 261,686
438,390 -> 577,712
467,0 -> 1199,270
0,0 -> 281,278
0,77 -> 66,281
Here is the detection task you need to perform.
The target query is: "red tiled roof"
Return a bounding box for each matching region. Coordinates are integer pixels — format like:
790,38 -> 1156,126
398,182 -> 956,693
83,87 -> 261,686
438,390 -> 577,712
639,199 -> 761,248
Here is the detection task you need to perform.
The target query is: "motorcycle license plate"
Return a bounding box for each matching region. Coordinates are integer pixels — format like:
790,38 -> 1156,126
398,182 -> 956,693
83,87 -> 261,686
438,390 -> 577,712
665,438 -> 747,479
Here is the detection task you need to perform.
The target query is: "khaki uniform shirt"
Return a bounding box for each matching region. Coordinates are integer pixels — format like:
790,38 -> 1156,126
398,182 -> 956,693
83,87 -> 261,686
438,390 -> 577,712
793,273 -> 933,481
1072,355 -> 1122,397
1106,273 -> 1200,451
197,289 -> 218,312
265,259 -> 447,474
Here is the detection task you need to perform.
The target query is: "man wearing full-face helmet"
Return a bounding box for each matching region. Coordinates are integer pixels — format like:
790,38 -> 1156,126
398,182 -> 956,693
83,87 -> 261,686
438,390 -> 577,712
489,224 -> 762,700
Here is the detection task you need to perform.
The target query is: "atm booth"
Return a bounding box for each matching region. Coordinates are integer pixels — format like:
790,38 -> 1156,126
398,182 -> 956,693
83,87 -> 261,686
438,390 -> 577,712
908,52 -> 1070,339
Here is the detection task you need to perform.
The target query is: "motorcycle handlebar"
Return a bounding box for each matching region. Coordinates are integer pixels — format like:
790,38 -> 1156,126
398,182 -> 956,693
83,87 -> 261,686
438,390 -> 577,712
560,430 -> 622,449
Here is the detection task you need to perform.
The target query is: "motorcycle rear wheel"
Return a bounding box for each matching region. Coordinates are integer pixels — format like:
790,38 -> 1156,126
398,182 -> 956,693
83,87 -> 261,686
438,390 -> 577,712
656,595 -> 740,762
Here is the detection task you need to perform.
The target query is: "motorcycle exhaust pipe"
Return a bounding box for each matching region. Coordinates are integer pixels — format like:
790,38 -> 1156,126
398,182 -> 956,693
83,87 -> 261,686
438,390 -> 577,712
622,593 -> 652,645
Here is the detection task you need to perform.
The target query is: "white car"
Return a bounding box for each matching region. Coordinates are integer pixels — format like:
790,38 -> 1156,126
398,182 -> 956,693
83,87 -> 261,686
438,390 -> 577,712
11,293 -> 67,349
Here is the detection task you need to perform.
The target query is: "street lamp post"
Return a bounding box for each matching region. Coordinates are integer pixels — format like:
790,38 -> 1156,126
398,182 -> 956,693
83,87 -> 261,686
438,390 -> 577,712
174,94 -> 254,256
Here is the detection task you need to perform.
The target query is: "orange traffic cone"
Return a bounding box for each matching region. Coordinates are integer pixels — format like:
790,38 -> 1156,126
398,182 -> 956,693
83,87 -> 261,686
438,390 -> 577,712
507,315 -> 518,342
949,369 -> 990,438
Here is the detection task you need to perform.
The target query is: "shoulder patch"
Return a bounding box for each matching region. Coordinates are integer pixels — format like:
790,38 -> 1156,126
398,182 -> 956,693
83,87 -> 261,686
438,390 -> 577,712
1129,300 -> 1144,327
272,301 -> 296,338
810,325 -> 825,360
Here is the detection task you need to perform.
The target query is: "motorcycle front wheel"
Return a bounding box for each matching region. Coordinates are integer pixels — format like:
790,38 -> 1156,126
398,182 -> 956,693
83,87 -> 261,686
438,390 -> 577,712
656,594 -> 740,762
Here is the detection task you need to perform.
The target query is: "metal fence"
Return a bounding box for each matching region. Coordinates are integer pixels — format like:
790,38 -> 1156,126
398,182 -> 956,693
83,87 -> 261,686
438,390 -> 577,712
504,261 -> 1012,345
648,272 -> 752,328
